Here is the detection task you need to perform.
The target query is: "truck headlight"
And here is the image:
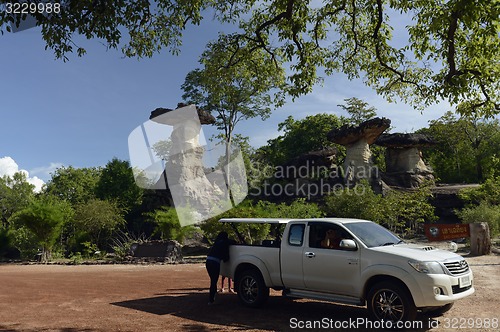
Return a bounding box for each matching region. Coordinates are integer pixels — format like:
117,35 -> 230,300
408,260 -> 445,274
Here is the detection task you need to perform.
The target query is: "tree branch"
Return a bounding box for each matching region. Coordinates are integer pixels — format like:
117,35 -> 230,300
373,0 -> 420,88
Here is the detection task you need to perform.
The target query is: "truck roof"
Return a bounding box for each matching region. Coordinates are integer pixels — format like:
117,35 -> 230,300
218,217 -> 371,225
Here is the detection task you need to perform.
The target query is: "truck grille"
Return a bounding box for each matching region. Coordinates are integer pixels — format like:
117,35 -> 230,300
443,260 -> 469,275
452,284 -> 472,294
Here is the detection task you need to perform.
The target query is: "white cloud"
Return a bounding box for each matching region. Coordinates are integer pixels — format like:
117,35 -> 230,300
0,156 -> 46,193
30,162 -> 64,181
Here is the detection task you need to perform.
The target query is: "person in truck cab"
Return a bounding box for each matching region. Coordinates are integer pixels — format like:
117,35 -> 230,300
321,228 -> 342,249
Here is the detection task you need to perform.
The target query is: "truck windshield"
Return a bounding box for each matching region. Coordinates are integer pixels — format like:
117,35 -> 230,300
343,222 -> 402,248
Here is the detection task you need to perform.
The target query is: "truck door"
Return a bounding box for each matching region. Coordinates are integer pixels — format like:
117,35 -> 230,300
280,222 -> 306,289
302,222 -> 361,297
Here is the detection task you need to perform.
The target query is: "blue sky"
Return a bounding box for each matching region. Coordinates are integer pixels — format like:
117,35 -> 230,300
0,14 -> 457,188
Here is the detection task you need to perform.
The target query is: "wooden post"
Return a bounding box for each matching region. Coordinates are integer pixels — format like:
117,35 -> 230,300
469,222 -> 491,256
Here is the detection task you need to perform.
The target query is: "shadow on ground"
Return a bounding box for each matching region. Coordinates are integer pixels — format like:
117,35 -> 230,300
112,289 -> 435,331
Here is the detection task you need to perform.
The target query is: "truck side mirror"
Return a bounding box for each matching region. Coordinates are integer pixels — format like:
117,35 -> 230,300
339,239 -> 357,251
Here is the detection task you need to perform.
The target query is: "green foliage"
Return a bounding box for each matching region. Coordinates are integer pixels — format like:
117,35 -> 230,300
324,181 -> 437,236
418,112 -> 500,183
457,202 -> 500,237
0,172 -> 35,227
338,97 -> 378,126
3,1 -> 497,115
147,207 -> 199,243
382,185 -> 439,235
458,177 -> 500,206
457,176 -> 500,237
95,158 -> 143,211
9,198 -> 73,261
10,226 -> 39,260
201,199 -> 325,244
258,114 -> 348,166
324,182 -> 383,221
182,33 -> 286,147
72,198 -> 126,250
45,166 -> 101,205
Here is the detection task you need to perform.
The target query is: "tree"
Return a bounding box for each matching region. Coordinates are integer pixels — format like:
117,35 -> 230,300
182,33 -> 286,148
45,166 -> 101,205
95,158 -> 143,212
418,111 -> 500,183
257,113 -> 348,166
72,198 -> 126,250
2,1 -> 498,116
0,172 -> 35,229
10,198 -> 73,261
338,97 -> 378,126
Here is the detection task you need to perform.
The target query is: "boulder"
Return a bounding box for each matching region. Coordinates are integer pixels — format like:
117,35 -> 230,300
131,240 -> 183,263
282,147 -> 338,179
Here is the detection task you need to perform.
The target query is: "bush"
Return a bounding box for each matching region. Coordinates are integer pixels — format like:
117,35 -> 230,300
459,176 -> 500,206
147,206 -> 200,243
324,181 -> 437,236
324,182 -> 382,221
9,226 -> 39,260
456,202 -> 500,237
201,198 -> 325,244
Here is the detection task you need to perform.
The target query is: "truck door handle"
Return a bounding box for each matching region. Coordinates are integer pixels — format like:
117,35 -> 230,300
305,252 -> 316,258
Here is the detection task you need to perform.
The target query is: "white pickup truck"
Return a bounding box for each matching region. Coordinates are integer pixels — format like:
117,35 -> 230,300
220,218 -> 474,323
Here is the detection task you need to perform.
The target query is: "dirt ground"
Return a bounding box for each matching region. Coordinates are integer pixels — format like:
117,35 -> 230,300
0,253 -> 498,332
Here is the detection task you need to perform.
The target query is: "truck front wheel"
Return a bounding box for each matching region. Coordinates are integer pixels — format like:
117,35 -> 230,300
367,281 -> 417,323
237,269 -> 269,308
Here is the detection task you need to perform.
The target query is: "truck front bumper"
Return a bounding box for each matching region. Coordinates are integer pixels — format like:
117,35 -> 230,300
411,271 -> 474,308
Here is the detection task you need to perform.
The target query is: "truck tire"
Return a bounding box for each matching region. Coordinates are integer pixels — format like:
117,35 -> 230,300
237,269 -> 269,308
424,303 -> 454,317
367,281 -> 417,323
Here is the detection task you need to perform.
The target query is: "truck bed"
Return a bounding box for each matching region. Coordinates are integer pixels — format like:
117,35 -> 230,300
221,242 -> 282,287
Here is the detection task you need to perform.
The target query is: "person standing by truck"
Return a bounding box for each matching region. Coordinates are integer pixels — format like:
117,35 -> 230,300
206,231 -> 231,305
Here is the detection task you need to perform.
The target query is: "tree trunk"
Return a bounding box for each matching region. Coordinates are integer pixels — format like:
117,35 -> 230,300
469,223 -> 491,256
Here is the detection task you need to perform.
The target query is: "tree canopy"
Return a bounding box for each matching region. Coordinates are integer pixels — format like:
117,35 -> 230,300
418,111 -> 500,183
1,0 -> 498,116
181,34 -> 286,145
257,113 -> 348,165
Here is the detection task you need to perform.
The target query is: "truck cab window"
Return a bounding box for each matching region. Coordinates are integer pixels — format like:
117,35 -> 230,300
288,224 -> 305,246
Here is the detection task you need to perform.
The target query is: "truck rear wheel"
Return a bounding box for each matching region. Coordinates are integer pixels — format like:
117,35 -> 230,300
237,269 -> 269,308
367,281 -> 417,323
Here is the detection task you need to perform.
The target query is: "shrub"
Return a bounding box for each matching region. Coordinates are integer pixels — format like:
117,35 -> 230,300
459,176 -> 500,206
147,206 -> 200,243
456,202 -> 500,237
324,182 -> 382,221
324,181 -> 437,236
201,198 -> 325,244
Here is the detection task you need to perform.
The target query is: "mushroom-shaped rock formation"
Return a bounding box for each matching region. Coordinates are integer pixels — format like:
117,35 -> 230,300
149,104 -> 227,225
327,117 -> 391,183
375,133 -> 436,188
150,103 -> 216,125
